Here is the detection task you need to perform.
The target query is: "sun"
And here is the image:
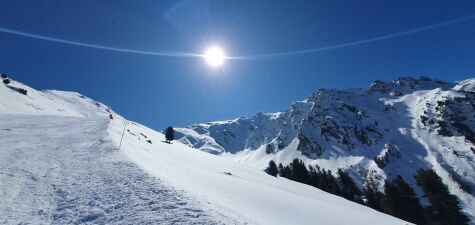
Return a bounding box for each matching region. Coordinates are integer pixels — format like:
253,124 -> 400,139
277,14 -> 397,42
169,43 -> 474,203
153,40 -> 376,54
204,46 -> 225,67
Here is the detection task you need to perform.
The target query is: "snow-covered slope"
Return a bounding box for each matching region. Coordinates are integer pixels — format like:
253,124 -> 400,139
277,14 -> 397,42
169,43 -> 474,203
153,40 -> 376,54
176,76 -> 475,222
0,78 -> 408,224
0,80 -> 235,224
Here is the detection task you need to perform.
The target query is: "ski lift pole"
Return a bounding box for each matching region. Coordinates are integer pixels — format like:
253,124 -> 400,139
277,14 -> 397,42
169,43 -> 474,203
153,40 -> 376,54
119,120 -> 127,149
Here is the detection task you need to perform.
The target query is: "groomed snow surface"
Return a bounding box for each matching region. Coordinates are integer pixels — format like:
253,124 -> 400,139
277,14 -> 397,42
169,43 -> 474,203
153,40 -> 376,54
0,80 -> 409,224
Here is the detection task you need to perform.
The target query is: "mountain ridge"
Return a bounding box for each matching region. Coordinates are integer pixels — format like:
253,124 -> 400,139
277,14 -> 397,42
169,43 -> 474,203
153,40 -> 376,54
175,76 -> 475,222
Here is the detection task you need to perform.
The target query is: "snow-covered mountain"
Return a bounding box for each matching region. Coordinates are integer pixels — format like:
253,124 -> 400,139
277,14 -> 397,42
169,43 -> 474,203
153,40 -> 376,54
0,76 -> 409,224
175,76 -> 475,222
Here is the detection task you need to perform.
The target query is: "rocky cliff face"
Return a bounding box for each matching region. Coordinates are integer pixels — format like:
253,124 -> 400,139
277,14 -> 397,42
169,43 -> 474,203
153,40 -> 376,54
176,77 -> 471,157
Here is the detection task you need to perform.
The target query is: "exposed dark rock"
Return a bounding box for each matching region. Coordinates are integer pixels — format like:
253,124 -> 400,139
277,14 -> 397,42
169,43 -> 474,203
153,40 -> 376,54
297,133 -> 323,158
374,144 -> 401,169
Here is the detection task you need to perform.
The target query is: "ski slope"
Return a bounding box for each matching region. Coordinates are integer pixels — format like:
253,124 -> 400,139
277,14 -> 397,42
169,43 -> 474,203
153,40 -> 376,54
111,117 -> 409,225
0,79 -> 409,224
0,82 -> 236,224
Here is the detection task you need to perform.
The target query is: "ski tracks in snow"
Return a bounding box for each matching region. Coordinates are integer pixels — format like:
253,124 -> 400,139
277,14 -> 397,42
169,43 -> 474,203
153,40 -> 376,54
0,115 -> 239,224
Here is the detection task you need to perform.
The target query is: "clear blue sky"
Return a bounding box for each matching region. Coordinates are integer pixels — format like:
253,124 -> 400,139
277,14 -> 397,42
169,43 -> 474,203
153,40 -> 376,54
1,0 -> 474,130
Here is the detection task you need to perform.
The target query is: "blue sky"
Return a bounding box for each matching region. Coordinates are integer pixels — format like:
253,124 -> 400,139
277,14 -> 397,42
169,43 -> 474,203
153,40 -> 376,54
1,0 -> 474,130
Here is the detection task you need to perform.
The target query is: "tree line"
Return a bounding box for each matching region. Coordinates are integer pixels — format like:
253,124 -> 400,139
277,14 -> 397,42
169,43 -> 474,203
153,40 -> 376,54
265,159 -> 469,225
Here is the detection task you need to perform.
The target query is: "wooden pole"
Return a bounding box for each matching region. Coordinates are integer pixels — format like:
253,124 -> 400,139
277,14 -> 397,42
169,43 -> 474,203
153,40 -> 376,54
119,121 -> 127,149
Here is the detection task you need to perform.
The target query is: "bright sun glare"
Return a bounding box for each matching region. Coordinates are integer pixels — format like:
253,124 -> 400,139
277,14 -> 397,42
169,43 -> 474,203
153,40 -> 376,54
204,46 -> 225,67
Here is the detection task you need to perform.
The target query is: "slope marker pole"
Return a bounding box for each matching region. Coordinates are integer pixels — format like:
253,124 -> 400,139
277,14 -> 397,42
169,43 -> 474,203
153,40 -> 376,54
119,121 -> 127,149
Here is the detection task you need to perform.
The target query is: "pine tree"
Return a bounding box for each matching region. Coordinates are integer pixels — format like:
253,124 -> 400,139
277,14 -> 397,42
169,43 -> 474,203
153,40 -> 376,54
278,163 -> 285,177
308,165 -> 321,188
382,175 -> 427,225
289,159 -> 309,184
325,170 -> 341,195
165,126 -> 174,143
363,184 -> 384,211
337,168 -> 362,202
278,163 -> 292,178
265,160 -> 278,177
415,169 -> 469,225
318,169 -> 329,192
